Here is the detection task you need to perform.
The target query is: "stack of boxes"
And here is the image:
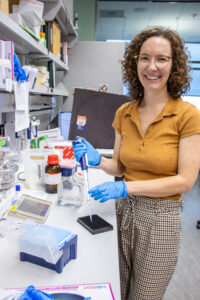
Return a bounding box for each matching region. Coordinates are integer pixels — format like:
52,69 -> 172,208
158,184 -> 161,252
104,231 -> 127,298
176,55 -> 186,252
0,40 -> 14,83
0,0 -> 9,15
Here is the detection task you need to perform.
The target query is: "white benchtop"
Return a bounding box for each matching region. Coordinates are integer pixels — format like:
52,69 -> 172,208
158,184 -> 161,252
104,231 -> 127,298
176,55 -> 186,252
0,166 -> 121,300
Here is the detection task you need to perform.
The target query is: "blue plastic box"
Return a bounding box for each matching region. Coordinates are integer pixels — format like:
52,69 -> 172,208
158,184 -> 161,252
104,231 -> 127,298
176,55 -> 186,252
19,224 -> 77,273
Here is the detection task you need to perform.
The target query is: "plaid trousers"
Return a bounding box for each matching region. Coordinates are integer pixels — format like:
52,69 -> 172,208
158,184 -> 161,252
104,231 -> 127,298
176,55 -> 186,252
116,195 -> 182,300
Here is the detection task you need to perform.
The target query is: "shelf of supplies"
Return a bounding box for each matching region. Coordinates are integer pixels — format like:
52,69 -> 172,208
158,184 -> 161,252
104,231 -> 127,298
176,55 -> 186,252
0,81 -> 69,97
30,85 -> 69,96
48,52 -> 69,71
0,11 -> 47,55
41,0 -> 76,35
29,106 -> 54,112
0,11 -> 68,71
0,80 -> 13,92
29,53 -> 69,71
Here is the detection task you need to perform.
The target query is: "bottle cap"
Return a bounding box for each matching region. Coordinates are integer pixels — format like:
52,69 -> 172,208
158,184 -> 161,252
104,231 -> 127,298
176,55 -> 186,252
40,32 -> 45,37
16,184 -> 21,191
61,165 -> 77,177
48,154 -> 59,165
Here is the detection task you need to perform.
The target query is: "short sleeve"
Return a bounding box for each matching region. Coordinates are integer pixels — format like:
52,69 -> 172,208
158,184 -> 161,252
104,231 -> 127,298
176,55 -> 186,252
179,105 -> 200,139
112,107 -> 122,134
112,102 -> 131,134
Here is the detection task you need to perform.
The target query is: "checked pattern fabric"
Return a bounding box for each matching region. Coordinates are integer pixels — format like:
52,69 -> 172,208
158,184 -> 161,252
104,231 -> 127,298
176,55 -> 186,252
116,195 -> 183,300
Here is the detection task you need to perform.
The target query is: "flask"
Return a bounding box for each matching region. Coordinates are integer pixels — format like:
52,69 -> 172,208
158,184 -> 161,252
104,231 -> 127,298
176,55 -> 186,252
40,32 -> 46,48
58,166 -> 84,208
45,154 -> 61,194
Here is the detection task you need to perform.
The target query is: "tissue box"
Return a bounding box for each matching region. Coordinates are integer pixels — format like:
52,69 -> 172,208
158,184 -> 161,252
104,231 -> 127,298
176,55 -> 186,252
5,40 -> 14,80
0,40 -> 5,80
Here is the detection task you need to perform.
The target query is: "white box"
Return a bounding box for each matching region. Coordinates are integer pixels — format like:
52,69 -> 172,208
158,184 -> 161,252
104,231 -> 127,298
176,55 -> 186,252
0,40 -> 5,80
59,112 -> 72,140
5,40 -> 14,80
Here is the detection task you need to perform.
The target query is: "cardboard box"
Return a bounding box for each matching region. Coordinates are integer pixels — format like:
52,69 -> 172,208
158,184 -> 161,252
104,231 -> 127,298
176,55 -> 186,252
51,21 -> 61,56
0,0 -> 9,15
9,0 -> 19,14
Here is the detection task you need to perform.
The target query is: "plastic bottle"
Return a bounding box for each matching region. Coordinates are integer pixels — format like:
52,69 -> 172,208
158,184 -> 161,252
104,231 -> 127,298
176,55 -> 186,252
45,154 -> 61,194
58,166 -> 84,208
40,32 -> 46,48
11,184 -> 22,206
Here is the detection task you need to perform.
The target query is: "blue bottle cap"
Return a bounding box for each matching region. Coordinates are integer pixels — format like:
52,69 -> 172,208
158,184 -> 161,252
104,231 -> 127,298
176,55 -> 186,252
16,184 -> 21,191
61,165 -> 77,177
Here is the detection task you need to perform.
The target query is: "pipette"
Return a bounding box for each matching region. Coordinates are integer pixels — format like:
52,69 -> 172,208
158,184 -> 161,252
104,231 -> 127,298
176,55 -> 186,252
72,140 -> 92,222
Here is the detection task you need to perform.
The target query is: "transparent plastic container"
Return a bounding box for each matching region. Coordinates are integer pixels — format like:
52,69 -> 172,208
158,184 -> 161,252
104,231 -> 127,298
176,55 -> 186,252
18,224 -> 62,264
0,148 -> 19,191
58,166 -> 84,208
22,149 -> 56,190
18,224 -> 77,273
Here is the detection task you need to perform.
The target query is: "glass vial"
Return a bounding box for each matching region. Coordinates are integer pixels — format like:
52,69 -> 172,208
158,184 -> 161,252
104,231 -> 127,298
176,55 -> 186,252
45,154 -> 61,194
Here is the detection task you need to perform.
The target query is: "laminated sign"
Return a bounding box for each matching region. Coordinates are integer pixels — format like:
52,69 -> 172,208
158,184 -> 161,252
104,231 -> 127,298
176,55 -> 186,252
76,115 -> 86,130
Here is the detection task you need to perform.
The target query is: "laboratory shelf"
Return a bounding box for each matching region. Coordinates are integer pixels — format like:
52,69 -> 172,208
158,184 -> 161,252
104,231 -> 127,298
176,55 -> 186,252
27,53 -> 69,72
0,81 -> 13,92
29,106 -> 54,113
30,85 -> 69,97
0,11 -> 47,56
41,0 -> 78,45
0,11 -> 68,71
0,81 -> 69,97
48,52 -> 69,71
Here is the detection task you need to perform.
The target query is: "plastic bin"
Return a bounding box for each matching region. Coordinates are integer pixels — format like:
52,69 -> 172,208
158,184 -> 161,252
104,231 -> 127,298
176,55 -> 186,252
22,149 -> 56,190
19,224 -> 77,273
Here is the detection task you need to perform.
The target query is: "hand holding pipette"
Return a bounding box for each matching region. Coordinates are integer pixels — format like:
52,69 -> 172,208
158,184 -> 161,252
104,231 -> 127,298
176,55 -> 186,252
73,136 -> 101,166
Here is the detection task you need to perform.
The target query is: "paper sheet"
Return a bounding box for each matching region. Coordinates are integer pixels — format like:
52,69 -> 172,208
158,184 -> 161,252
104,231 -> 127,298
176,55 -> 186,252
14,81 -> 29,131
14,81 -> 29,111
4,283 -> 115,300
15,110 -> 29,132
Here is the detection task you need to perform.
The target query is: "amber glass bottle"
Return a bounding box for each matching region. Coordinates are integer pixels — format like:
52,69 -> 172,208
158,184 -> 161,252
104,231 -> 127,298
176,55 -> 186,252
45,154 -> 61,194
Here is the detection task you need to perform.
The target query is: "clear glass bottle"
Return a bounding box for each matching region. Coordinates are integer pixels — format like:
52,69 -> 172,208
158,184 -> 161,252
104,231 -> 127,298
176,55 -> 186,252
58,166 -> 84,208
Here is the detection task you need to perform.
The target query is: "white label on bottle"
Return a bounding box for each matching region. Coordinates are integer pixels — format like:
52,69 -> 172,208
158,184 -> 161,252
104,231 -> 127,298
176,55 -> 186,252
45,173 -> 61,185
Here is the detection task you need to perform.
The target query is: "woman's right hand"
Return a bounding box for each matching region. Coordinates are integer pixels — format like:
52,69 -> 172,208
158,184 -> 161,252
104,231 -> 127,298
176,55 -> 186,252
72,136 -> 101,166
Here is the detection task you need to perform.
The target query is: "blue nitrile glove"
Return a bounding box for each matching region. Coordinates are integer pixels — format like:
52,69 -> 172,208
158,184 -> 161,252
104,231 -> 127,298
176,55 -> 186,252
89,181 -> 128,203
17,285 -> 53,300
14,53 -> 27,83
72,136 -> 101,166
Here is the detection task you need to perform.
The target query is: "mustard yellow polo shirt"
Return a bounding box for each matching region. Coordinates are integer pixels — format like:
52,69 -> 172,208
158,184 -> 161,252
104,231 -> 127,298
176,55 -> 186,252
112,97 -> 200,200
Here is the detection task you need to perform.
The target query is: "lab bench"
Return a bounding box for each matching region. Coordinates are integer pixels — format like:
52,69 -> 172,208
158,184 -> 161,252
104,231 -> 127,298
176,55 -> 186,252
0,167 -> 121,300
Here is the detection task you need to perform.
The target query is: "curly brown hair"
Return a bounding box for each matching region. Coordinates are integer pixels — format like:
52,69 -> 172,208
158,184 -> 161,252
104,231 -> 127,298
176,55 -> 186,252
121,27 -> 192,100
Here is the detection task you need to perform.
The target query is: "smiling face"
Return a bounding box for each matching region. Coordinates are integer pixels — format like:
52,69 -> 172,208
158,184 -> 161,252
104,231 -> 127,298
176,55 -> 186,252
137,36 -> 173,96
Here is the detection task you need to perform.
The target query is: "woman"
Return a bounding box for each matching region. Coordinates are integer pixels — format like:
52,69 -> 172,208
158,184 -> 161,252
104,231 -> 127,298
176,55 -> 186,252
72,27 -> 200,300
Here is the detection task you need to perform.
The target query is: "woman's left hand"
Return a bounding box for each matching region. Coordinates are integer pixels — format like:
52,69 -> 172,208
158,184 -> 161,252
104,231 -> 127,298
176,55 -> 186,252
88,181 -> 128,203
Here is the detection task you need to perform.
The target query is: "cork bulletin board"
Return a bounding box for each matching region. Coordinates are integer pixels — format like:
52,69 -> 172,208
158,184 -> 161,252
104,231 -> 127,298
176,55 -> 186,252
69,88 -> 129,149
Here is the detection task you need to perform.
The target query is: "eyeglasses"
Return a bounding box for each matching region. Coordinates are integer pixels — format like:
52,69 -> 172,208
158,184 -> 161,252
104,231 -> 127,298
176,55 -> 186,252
134,55 -> 172,68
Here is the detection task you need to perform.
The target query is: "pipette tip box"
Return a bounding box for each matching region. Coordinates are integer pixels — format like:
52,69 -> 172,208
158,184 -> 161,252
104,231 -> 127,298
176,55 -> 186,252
19,224 -> 77,273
